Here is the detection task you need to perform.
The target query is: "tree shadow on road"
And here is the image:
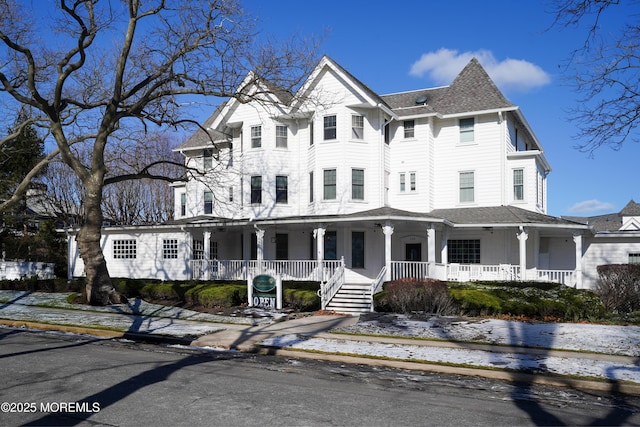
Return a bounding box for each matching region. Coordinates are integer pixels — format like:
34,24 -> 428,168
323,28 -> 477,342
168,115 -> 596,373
23,351 -> 224,426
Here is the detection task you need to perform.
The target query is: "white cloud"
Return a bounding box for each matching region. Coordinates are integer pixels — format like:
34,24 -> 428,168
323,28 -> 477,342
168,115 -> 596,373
409,48 -> 551,92
567,199 -> 616,215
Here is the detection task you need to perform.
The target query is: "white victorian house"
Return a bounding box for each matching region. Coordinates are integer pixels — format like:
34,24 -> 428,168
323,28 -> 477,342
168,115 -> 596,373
68,56 -> 622,313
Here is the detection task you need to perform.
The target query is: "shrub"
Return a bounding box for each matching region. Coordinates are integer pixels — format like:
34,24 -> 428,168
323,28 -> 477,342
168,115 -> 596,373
596,264 -> 640,313
185,284 -> 247,308
449,288 -> 502,315
139,282 -> 182,302
284,289 -> 320,311
375,278 -> 454,314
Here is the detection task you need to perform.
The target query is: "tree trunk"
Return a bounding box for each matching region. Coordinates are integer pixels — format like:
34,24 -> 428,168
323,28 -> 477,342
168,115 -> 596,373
77,178 -> 126,305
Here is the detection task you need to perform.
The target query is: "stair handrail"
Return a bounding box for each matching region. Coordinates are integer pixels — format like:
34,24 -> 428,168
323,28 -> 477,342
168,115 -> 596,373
320,264 -> 345,310
369,266 -> 387,312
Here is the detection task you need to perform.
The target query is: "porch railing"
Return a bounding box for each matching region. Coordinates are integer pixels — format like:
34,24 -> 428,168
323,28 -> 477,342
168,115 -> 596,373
191,259 -> 577,287
320,263 -> 345,310
190,259 -> 343,282
389,261 -> 430,281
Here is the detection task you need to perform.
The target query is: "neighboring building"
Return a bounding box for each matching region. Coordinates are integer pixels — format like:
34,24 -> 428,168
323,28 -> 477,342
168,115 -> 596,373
68,56 -> 618,313
566,200 -> 640,287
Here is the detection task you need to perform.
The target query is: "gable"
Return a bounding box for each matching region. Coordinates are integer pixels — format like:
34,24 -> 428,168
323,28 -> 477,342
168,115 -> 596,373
620,217 -> 640,231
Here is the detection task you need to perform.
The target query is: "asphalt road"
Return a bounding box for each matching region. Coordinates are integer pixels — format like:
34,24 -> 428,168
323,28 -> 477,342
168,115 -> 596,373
0,328 -> 638,426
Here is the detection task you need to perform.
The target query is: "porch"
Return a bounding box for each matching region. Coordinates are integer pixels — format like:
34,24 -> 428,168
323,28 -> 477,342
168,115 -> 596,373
189,258 -> 578,313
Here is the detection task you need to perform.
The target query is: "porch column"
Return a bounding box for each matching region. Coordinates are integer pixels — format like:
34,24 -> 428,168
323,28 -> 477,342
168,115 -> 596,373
440,228 -> 450,264
382,222 -> 394,281
255,227 -> 265,262
573,233 -> 583,288
203,230 -> 211,280
427,224 -> 436,263
314,226 -> 326,281
183,228 -> 193,280
518,227 -> 528,281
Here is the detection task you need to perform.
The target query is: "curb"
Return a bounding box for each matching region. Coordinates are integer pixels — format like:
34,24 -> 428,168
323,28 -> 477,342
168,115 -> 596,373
3,319 -> 640,397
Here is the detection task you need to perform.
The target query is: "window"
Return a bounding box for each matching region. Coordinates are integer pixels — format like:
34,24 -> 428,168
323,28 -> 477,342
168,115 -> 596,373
163,239 -> 178,259
352,169 -> 364,200
193,240 -> 217,260
324,115 -> 336,140
401,172 -> 416,192
229,186 -> 233,202
276,175 -> 288,204
352,231 -> 365,268
251,125 -> 262,148
276,125 -> 288,148
210,240 -> 218,260
250,176 -> 262,204
459,118 -> 475,143
309,172 -> 314,203
323,169 -> 336,200
352,115 -> 364,139
324,231 -> 337,260
630,253 -> 640,264
204,191 -> 213,214
404,120 -> 415,138
113,239 -> 136,259
275,233 -> 288,260
459,171 -> 474,203
309,121 -> 314,146
513,169 -> 524,201
448,239 -> 480,264
193,240 -> 204,260
180,193 -> 186,216
203,149 -> 214,169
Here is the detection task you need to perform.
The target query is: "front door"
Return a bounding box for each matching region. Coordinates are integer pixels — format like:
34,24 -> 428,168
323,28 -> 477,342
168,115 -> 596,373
405,243 -> 422,261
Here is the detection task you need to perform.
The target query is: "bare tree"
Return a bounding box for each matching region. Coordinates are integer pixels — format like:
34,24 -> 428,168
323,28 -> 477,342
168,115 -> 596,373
101,132 -> 183,225
0,0 -> 317,304
550,0 -> 640,154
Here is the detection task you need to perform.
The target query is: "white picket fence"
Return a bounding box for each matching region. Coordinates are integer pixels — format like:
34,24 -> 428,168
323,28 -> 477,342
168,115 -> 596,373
0,261 -> 56,280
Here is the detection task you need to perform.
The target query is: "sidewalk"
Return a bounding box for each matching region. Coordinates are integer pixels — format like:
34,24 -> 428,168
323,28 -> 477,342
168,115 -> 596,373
1,290 -> 639,395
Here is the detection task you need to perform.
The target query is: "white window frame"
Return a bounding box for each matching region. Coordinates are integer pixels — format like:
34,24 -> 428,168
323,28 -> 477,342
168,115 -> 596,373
399,172 -> 416,192
204,191 -> 213,214
459,118 -> 475,144
323,168 -> 337,200
403,120 -> 415,139
459,171 -> 475,203
276,125 -> 288,148
162,239 -> 179,259
351,168 -> 364,200
113,239 -> 137,259
276,175 -> 288,204
324,115 -> 337,140
513,169 -> 524,201
352,115 -> 364,140
251,125 -> 262,148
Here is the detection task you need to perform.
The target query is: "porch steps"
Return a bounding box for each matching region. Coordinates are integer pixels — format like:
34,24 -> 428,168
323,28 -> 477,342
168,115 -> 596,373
326,283 -> 372,315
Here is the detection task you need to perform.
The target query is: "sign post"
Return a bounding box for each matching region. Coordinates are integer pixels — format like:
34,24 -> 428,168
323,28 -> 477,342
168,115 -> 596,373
248,274 -> 282,310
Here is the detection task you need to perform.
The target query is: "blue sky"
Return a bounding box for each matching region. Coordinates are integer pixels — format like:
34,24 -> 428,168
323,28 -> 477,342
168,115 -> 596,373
240,0 -> 639,217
